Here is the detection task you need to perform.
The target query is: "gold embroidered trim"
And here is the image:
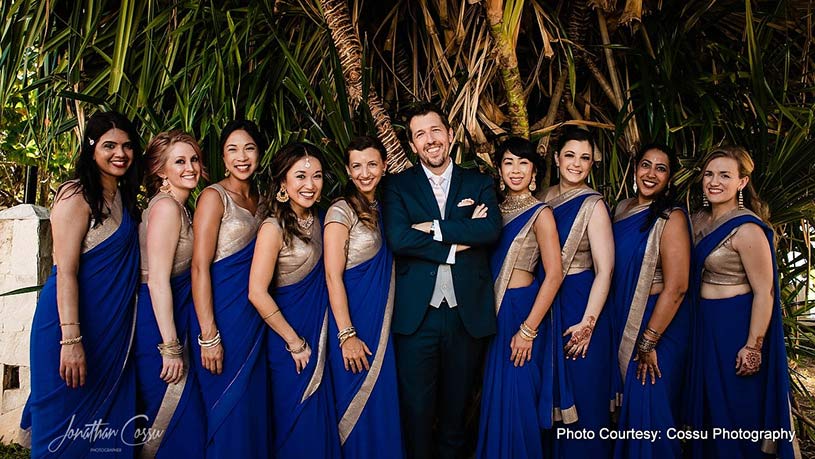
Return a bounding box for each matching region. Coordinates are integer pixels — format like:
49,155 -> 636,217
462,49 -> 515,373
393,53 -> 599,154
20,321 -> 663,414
546,187 -> 596,209
337,264 -> 396,444
613,198 -> 650,223
553,405 -> 579,425
493,205 -> 546,313
140,346 -> 189,458
301,310 -> 329,403
693,208 -> 757,243
559,195 -> 602,275
617,217 -> 667,379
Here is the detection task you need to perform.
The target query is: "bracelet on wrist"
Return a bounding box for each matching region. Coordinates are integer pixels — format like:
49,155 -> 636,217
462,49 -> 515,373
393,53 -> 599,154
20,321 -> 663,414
157,338 -> 184,357
198,331 -> 222,348
286,336 -> 308,354
519,322 -> 538,341
60,336 -> 83,346
262,308 -> 281,321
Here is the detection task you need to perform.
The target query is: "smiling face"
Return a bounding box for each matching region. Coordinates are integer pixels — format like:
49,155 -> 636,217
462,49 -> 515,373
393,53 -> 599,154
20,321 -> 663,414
499,150 -> 536,196
556,139 -> 593,187
347,147 -> 385,200
408,112 -> 454,174
282,156 -> 323,217
635,148 -> 672,200
93,128 -> 134,181
702,156 -> 748,208
222,129 -> 259,180
162,141 -> 202,196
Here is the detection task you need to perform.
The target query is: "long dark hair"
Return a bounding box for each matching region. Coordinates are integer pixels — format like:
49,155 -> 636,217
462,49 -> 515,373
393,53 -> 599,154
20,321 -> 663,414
340,135 -> 386,230
57,111 -> 142,225
267,142 -> 326,246
635,142 -> 681,231
493,136 -> 543,201
698,146 -> 770,222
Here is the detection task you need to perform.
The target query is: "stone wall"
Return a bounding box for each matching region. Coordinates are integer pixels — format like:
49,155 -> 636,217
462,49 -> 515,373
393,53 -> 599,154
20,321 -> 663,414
0,204 -> 51,446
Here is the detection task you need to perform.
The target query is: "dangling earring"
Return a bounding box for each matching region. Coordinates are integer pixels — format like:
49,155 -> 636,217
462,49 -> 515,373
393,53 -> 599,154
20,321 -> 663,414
587,174 -> 591,185
276,187 -> 289,203
160,177 -> 172,194
738,188 -> 744,209
633,182 -> 638,193
528,175 -> 537,192
702,193 -> 709,207
499,180 -> 506,192
224,168 -> 231,177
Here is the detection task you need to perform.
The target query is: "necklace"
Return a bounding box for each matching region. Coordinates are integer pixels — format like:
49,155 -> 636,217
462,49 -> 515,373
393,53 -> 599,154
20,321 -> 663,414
297,212 -> 315,230
499,192 -> 538,214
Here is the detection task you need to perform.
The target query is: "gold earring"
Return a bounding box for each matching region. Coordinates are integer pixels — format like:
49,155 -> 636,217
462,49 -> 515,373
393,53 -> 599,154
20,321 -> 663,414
528,176 -> 537,192
702,193 -> 709,207
738,188 -> 744,209
160,177 -> 172,194
499,180 -> 505,191
275,187 -> 289,203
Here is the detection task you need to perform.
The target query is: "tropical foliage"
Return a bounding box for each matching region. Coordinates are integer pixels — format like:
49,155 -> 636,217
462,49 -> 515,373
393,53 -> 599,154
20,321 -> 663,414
1,0 -> 814,436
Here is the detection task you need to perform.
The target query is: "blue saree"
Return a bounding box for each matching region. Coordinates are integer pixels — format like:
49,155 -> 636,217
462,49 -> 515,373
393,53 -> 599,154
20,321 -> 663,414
685,210 -> 799,459
190,239 -> 269,458
546,188 -> 614,458
23,208 -> 139,458
268,254 -> 340,458
326,225 -> 403,458
134,271 -> 206,458
610,200 -> 690,459
477,203 -> 548,459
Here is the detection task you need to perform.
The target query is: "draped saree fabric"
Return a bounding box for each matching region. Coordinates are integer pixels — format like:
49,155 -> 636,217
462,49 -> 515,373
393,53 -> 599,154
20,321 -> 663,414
134,271 -> 206,458
326,226 -> 403,458
547,189 -> 614,458
686,210 -> 799,459
23,209 -> 139,458
610,202 -> 690,459
477,203 -> 548,459
190,239 -> 269,458
268,257 -> 341,458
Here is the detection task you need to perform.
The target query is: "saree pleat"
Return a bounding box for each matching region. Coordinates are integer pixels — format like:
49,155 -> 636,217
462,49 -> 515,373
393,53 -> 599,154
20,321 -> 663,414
23,210 -> 139,458
476,204 -> 548,459
685,212 -> 799,459
269,259 -> 340,458
546,190 -> 614,458
327,237 -> 403,458
134,271 -> 206,458
190,240 -> 269,458
610,205 -> 689,459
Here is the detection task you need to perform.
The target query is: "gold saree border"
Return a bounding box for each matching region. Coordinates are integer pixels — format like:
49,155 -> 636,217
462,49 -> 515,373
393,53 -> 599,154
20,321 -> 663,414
558,194 -> 602,275
553,406 -> 579,424
617,217 -> 667,380
493,203 -> 546,313
613,198 -> 650,223
302,310 -> 329,403
693,208 -> 757,243
337,264 -> 396,444
140,346 -> 189,458
546,187 -> 596,209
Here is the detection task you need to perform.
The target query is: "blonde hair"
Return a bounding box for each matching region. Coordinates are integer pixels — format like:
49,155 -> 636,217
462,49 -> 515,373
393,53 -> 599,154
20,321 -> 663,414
144,130 -> 207,196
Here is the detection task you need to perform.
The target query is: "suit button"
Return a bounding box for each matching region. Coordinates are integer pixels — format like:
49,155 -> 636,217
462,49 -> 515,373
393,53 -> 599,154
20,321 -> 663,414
430,271 -> 436,276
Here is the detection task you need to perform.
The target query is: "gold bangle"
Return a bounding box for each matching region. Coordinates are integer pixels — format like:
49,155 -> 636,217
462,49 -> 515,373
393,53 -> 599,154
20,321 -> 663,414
262,309 -> 281,320
60,322 -> 80,327
286,336 -> 308,354
60,336 -> 83,345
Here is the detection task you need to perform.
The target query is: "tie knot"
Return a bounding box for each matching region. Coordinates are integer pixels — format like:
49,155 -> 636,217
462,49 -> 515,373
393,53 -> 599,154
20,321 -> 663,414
430,175 -> 445,187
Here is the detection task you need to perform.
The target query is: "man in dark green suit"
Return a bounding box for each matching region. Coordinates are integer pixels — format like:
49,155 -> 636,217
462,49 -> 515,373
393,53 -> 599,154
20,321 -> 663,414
383,103 -> 501,459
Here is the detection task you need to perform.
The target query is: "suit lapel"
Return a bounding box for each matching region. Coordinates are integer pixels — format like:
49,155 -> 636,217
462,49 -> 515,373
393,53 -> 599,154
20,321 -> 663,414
413,165 -> 442,220
444,165 -> 463,219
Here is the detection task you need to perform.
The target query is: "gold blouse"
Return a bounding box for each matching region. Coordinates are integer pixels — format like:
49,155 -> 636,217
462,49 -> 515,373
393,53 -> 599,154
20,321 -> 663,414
501,204 -> 541,273
325,200 -> 381,269
702,228 -> 749,285
261,216 -> 322,287
208,183 -> 262,262
81,185 -> 123,254
567,231 -> 593,275
139,193 -> 194,282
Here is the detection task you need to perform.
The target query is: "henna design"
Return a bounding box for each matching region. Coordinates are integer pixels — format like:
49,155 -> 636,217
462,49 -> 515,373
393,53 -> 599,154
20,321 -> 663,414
743,348 -> 762,373
752,335 -> 764,350
567,316 -> 596,349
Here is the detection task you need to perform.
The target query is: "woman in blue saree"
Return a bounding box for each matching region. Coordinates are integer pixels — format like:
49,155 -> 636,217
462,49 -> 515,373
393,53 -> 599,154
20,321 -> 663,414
686,146 -> 799,459
611,144 -> 691,459
323,136 -> 403,458
191,121 -> 267,458
539,127 -> 615,458
22,111 -> 142,458
248,142 -> 340,458
134,131 -> 206,457
476,137 -> 563,459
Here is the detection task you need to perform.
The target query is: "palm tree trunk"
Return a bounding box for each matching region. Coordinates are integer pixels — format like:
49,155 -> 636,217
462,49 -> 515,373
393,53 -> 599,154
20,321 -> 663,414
320,0 -> 410,171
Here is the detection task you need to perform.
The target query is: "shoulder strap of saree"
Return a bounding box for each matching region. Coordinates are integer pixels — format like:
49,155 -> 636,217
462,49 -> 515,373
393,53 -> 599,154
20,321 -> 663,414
493,204 -> 545,313
560,194 -> 603,275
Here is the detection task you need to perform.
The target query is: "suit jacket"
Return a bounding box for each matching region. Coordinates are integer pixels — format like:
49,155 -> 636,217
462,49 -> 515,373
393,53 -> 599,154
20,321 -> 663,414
382,163 -> 501,338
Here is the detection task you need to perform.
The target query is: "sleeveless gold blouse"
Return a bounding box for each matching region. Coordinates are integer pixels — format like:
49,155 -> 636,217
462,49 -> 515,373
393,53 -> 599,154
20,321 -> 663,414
501,204 -> 541,273
208,183 -> 262,262
261,216 -> 322,287
139,193 -> 194,282
75,183 -> 123,254
702,228 -> 749,285
324,200 -> 381,269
